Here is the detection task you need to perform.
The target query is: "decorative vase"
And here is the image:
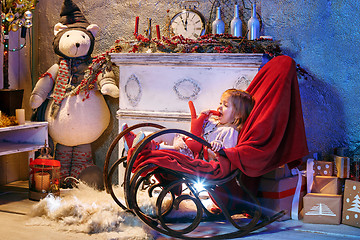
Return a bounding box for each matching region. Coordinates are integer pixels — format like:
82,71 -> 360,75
0,89 -> 24,116
230,5 -> 242,37
212,7 -> 225,34
247,3 -> 260,40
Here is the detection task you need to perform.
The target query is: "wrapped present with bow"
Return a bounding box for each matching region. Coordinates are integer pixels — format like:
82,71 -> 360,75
258,171 -> 306,221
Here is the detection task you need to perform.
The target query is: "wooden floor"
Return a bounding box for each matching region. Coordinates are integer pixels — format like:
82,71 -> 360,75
1,181 -> 360,240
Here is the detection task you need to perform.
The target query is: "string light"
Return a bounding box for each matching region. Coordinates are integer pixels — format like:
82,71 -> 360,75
1,0 -> 37,89
1,0 -> 35,52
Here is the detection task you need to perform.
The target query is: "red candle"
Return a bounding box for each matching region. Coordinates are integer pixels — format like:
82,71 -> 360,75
156,25 -> 160,39
134,16 -> 139,36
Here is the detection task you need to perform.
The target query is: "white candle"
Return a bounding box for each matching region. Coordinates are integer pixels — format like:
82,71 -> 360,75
34,172 -> 50,192
15,109 -> 25,125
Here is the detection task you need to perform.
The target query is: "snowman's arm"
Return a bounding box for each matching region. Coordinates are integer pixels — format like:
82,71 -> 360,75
97,70 -> 119,98
30,64 -> 59,109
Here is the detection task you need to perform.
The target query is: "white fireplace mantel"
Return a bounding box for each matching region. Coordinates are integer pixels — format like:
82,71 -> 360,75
111,53 -> 262,67
111,53 -> 263,122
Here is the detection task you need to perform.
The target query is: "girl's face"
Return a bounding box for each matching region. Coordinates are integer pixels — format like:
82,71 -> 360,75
217,93 -> 235,125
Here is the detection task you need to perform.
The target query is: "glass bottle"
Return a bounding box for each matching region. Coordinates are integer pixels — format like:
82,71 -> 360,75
212,7 -> 225,34
230,5 -> 242,37
147,18 -> 152,39
247,3 -> 260,40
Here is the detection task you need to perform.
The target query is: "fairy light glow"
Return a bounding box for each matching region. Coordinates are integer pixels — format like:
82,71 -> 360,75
194,180 -> 205,192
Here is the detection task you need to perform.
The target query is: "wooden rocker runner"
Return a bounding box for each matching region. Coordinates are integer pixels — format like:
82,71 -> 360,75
103,55 -> 309,239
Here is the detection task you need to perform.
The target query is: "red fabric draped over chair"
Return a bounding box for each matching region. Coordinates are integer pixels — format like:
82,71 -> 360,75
223,54 -> 308,177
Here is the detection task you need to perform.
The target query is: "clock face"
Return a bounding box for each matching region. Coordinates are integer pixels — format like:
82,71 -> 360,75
170,10 -> 205,40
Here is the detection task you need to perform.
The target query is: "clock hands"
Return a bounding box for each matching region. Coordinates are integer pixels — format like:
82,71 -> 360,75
179,15 -> 187,31
170,9 -> 205,39
184,12 -> 189,31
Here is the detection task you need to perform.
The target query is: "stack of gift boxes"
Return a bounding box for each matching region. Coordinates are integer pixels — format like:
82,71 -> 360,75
303,157 -> 343,224
258,148 -> 360,228
303,149 -> 359,227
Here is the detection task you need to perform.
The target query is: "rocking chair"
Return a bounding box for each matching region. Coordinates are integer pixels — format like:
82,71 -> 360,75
103,55 -> 309,239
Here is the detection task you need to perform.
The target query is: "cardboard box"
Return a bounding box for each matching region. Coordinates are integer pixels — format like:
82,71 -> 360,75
258,175 -> 306,220
313,161 -> 333,176
334,147 -> 350,157
262,165 -> 292,179
350,158 -> 360,181
303,193 -> 342,224
342,179 -> 360,228
334,155 -> 350,178
312,176 -> 342,195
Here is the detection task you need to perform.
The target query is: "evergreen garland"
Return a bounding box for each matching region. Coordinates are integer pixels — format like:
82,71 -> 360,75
112,33 -> 282,57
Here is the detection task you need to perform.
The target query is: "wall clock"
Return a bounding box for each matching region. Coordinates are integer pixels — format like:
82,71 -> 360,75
169,9 -> 206,40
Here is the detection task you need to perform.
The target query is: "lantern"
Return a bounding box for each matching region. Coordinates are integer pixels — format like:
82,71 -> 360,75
29,146 -> 60,201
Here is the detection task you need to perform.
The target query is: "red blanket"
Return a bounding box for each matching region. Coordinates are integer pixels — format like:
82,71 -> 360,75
224,55 -> 309,177
130,55 -> 308,180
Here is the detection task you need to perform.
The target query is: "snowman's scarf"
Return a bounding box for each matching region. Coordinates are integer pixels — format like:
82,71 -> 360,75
49,55 -> 107,118
50,59 -> 71,118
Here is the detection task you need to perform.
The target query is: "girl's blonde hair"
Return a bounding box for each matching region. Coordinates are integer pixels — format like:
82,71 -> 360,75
223,88 -> 255,131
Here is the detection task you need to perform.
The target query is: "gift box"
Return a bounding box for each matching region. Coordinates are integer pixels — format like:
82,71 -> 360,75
334,155 -> 350,178
262,164 -> 292,179
258,175 -> 306,221
311,176 -> 342,195
334,147 -> 350,157
313,161 -> 333,176
303,193 -> 342,224
342,179 -> 360,228
350,156 -> 360,181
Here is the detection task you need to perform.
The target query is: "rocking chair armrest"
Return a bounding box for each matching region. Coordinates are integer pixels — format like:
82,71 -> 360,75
104,122 -> 166,193
127,128 -> 211,160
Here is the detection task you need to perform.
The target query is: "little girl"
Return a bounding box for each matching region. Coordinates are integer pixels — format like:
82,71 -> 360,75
122,88 -> 255,160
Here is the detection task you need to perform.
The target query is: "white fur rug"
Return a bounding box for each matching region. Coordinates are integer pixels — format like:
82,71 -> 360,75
28,183 -> 154,239
27,183 -> 212,240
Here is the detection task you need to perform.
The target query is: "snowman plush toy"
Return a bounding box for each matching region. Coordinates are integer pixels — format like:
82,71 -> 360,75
30,0 -> 119,189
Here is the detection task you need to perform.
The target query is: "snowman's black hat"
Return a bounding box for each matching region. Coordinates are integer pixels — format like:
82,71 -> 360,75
59,0 -> 89,29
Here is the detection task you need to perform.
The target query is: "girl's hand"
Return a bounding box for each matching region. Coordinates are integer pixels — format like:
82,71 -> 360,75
210,140 -> 223,152
201,109 -> 221,117
173,135 -> 187,150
